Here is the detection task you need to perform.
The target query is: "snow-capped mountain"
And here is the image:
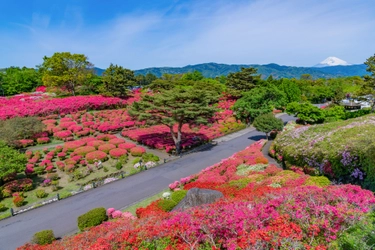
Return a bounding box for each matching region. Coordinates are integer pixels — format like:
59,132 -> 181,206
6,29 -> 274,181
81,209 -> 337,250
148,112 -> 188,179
314,57 -> 351,67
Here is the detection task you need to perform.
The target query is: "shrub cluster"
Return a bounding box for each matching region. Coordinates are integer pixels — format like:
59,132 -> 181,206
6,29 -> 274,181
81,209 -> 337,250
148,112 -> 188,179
31,230 -> 55,245
77,207 -> 108,231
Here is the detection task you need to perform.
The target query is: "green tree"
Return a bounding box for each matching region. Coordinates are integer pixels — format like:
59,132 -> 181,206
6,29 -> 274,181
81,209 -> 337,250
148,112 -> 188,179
99,64 -> 136,97
129,88 -> 218,154
0,141 -> 27,181
286,102 -> 325,124
39,52 -> 94,96
364,53 -> 375,111
181,70 -> 204,81
278,78 -> 301,103
226,67 -> 261,96
0,117 -> 45,147
0,67 -> 42,96
253,113 -> 284,140
149,79 -> 175,91
233,86 -> 287,124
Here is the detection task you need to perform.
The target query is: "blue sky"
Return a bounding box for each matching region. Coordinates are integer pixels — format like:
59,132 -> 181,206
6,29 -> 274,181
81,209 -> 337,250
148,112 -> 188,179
1,0 -> 375,69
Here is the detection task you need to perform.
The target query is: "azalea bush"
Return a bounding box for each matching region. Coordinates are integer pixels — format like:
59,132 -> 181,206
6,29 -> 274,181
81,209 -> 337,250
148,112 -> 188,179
85,151 -> 108,164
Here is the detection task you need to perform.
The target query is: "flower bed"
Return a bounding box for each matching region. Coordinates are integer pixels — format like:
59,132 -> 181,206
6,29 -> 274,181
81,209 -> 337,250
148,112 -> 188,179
272,115 -> 375,191
86,151 -> 108,164
19,140 -> 375,249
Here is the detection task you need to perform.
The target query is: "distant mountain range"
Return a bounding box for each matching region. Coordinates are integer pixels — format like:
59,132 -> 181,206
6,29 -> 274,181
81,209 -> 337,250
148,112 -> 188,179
95,62 -> 368,79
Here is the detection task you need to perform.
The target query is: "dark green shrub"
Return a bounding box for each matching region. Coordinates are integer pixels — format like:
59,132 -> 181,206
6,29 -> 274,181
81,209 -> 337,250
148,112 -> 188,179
171,190 -> 187,203
103,166 -> 109,172
34,167 -> 45,175
157,199 -> 177,212
0,203 -> 6,212
35,189 -> 48,199
132,157 -> 141,165
32,230 -> 55,245
77,207 -> 108,231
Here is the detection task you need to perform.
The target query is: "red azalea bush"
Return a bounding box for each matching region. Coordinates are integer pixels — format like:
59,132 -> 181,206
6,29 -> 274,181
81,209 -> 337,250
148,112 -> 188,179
64,140 -> 86,151
118,142 -> 136,150
108,138 -> 126,146
86,151 -> 108,164
109,148 -> 127,159
36,137 -> 50,144
129,146 -> 146,156
54,131 -> 72,140
86,140 -> 106,149
96,134 -> 117,141
97,144 -> 116,153
74,146 -> 96,156
13,195 -> 25,207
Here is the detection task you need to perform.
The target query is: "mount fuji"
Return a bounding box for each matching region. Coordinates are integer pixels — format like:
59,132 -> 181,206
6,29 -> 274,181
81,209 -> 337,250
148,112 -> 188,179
314,56 -> 351,67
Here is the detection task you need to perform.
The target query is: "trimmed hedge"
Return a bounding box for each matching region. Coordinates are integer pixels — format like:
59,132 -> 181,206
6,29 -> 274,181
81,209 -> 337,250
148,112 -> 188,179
77,207 -> 108,231
32,230 -> 55,245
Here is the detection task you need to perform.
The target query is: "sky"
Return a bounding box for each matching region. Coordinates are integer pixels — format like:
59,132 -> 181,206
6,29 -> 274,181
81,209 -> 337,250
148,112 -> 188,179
1,0 -> 375,69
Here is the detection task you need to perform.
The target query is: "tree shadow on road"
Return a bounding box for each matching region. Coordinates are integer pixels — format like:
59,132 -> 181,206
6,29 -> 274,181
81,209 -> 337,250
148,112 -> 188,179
247,135 -> 266,141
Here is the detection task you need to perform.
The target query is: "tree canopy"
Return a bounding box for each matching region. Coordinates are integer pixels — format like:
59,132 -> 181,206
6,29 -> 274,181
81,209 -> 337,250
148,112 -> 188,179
0,67 -> 42,96
233,85 -> 287,124
226,67 -> 261,97
286,102 -> 325,124
39,52 -> 94,96
99,64 -> 136,97
253,113 -> 284,139
0,141 -> 27,181
0,117 -> 45,147
129,88 -> 218,154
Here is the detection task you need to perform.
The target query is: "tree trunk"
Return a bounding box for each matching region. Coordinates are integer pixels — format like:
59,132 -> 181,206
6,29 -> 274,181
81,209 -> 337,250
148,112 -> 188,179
169,125 -> 180,155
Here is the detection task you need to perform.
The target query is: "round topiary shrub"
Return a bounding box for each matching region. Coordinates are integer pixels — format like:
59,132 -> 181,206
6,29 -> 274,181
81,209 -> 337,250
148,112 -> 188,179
109,148 -> 127,159
130,146 -> 146,157
64,140 -> 86,152
96,134 -> 117,141
98,144 -> 116,153
53,130 -> 72,140
35,189 -> 48,199
87,140 -> 106,149
74,146 -> 96,156
32,229 -> 55,245
118,142 -> 137,150
108,138 -> 126,146
77,207 -> 108,231
36,137 -> 50,144
86,151 -> 108,164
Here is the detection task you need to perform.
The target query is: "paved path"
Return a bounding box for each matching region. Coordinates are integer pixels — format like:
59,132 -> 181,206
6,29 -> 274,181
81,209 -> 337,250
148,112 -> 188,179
0,114 -> 295,250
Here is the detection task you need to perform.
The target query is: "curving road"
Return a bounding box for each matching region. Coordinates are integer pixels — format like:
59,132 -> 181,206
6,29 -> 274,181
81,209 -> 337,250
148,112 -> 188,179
0,114 -> 295,250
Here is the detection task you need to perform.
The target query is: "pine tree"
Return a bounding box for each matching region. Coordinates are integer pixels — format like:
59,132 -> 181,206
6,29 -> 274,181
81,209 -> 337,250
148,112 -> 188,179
129,88 -> 218,154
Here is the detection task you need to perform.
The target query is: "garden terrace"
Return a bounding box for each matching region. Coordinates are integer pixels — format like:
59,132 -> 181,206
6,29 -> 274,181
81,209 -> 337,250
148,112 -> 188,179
271,114 -> 375,190
19,140 -> 375,249
0,133 -> 163,220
